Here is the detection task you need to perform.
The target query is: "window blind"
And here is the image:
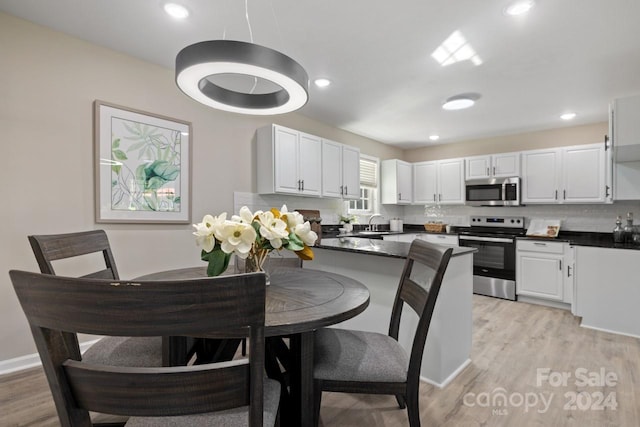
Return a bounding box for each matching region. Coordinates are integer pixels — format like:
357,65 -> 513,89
360,158 -> 378,187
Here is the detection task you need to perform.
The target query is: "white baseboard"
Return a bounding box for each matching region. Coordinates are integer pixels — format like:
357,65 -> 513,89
420,358 -> 472,389
579,323 -> 640,340
0,339 -> 100,376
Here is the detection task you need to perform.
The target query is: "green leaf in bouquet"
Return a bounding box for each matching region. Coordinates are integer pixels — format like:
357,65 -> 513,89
201,248 -> 231,277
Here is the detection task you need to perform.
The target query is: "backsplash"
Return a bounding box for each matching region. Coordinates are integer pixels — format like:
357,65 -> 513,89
235,192 -> 640,232
404,201 -> 640,232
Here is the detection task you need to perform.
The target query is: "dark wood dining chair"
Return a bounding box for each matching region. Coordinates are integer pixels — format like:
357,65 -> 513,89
28,230 -> 165,368
9,270 -> 279,427
312,239 -> 453,427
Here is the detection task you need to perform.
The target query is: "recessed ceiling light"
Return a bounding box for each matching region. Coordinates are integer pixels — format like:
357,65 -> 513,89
314,78 -> 331,88
504,0 -> 536,16
164,3 -> 189,19
429,135 -> 440,141
561,112 -> 577,120
442,93 -> 481,110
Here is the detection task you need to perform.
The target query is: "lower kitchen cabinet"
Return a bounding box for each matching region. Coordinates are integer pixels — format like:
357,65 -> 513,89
516,240 -> 574,306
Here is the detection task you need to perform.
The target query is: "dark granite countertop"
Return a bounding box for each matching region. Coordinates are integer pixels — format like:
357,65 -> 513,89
321,224 -> 640,250
517,231 -> 640,250
316,237 -> 476,259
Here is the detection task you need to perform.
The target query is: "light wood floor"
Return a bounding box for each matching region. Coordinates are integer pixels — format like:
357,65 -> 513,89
2,295 -> 640,426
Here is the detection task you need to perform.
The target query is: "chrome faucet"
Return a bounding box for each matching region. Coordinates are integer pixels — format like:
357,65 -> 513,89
367,214 -> 384,231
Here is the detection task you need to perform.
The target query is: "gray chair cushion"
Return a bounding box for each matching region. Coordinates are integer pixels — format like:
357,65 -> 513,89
314,328 -> 409,383
125,378 -> 280,427
82,337 -> 163,367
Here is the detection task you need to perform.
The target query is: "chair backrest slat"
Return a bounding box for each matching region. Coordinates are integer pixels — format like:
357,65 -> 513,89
10,269 -> 267,427
398,277 -> 428,316
388,239 -> 452,389
64,360 -> 251,417
28,230 -> 119,279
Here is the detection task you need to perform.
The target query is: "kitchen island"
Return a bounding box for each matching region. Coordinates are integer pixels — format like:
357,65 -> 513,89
309,237 -> 476,387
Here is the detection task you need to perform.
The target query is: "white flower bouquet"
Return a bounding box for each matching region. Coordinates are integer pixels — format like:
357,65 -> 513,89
193,205 -> 318,276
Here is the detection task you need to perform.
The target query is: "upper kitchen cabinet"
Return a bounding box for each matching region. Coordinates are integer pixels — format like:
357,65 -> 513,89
522,143 -> 608,204
413,158 -> 465,205
257,124 -> 322,196
611,94 -> 640,200
465,152 -> 520,180
381,159 -> 412,204
321,139 -> 360,199
610,94 -> 640,162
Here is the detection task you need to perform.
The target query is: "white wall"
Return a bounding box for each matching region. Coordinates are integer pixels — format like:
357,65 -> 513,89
0,12 -> 403,363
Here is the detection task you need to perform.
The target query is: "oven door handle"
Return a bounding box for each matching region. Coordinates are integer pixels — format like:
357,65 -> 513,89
459,235 -> 514,243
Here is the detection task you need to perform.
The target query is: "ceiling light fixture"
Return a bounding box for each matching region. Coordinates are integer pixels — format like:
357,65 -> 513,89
561,112 -> 577,120
175,40 -> 309,115
429,135 -> 440,141
504,0 -> 536,16
164,3 -> 189,19
442,93 -> 481,110
314,78 -> 331,88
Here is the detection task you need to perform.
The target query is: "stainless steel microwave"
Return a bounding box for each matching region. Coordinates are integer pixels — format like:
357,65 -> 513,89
465,177 -> 520,206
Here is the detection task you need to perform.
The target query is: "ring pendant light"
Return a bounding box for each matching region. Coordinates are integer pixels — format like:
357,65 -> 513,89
176,40 -> 309,115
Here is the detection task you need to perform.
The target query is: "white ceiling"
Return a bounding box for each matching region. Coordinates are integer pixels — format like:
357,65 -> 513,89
2,0 -> 640,149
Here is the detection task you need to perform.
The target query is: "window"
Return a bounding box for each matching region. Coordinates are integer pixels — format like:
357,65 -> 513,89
348,156 -> 378,214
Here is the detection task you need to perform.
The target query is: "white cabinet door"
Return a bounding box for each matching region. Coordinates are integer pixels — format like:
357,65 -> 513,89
298,133 -> 322,196
522,149 -> 561,203
342,145 -> 361,199
438,158 -> 465,205
465,153 -> 519,180
321,139 -> 343,198
492,152 -> 520,177
413,161 -> 438,204
465,155 -> 491,180
611,94 -> 640,162
273,126 -> 300,194
398,161 -> 413,203
517,252 -> 564,301
257,124 -> 322,196
381,159 -> 412,204
562,144 -> 606,203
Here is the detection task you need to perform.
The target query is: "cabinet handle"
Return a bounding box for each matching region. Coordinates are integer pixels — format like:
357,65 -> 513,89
555,190 -> 558,200
534,242 -> 547,246
344,185 -> 347,195
567,265 -> 572,277
439,193 -> 442,202
563,189 -> 566,200
433,194 -> 436,202
398,192 -> 402,200
340,185 -> 343,195
297,180 -> 301,191
493,166 -> 496,175
301,180 -> 304,191
559,260 -> 562,271
606,185 -> 611,197
487,167 -> 490,176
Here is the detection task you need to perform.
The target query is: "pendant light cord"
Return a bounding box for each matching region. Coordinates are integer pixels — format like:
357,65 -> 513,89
244,0 -> 259,94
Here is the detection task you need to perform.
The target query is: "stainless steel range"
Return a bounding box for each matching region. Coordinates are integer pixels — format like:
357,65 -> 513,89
458,215 -> 525,300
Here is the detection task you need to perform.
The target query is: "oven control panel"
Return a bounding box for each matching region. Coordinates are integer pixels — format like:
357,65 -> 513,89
469,216 -> 524,229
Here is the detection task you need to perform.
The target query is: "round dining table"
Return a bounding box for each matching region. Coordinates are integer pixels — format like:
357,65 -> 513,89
136,266 -> 370,427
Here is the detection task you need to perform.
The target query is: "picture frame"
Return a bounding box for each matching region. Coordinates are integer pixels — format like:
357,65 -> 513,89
94,100 -> 192,223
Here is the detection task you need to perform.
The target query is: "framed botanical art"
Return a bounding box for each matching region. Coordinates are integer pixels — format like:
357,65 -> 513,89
94,100 -> 192,223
